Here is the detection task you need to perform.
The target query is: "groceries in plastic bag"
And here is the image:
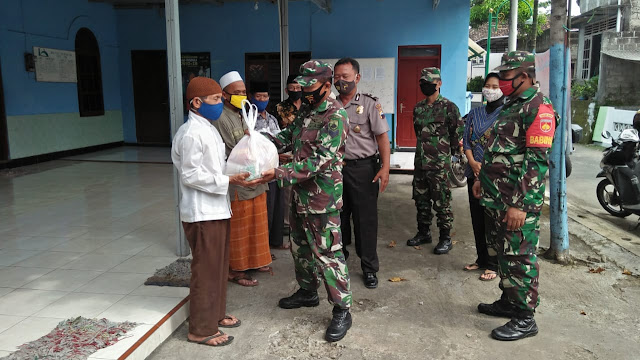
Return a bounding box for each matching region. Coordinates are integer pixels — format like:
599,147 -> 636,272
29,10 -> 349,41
225,100 -> 279,180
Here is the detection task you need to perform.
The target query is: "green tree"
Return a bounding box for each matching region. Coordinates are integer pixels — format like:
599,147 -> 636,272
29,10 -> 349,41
470,0 -> 548,38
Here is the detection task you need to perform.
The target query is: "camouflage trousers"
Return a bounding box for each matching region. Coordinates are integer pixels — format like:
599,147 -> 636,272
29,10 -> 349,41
290,210 -> 352,309
484,207 -> 541,312
412,169 -> 453,231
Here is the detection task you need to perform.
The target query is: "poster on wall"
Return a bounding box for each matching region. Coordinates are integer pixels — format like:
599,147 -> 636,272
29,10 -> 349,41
182,52 -> 211,114
33,47 -> 77,83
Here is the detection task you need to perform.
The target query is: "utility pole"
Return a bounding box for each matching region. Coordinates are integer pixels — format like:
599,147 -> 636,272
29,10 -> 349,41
546,0 -> 570,263
508,0 -> 518,51
531,0 -> 539,52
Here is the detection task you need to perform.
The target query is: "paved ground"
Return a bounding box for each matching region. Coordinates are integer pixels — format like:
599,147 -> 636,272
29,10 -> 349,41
148,174 -> 640,360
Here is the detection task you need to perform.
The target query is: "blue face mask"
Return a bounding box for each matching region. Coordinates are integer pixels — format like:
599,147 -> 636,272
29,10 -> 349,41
251,98 -> 269,113
198,101 -> 224,121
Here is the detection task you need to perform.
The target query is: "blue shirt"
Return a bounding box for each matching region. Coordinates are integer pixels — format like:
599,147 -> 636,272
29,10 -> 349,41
463,105 -> 503,178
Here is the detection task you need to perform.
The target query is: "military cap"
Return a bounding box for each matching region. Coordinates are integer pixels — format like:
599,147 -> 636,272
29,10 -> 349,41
295,61 -> 333,87
494,51 -> 536,71
420,67 -> 441,82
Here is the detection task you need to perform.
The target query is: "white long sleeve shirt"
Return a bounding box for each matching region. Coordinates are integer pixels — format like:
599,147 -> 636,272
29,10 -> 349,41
171,111 -> 231,223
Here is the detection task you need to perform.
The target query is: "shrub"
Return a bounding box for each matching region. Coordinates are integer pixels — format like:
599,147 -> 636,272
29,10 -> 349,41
467,76 -> 485,92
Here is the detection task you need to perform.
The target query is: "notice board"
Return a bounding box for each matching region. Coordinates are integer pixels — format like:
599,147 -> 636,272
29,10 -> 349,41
317,57 -> 396,113
33,47 -> 77,83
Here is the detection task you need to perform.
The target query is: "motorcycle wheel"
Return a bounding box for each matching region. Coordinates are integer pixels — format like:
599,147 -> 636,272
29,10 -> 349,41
450,155 -> 467,188
596,179 -> 632,218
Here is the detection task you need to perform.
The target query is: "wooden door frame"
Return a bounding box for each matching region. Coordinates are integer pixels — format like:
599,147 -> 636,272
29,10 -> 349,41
396,45 -> 442,149
0,59 -> 8,162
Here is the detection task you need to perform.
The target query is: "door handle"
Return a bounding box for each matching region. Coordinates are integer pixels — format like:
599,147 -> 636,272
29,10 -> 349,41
400,103 -> 405,114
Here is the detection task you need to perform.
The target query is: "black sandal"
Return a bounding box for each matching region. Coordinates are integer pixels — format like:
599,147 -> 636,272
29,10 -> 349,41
187,331 -> 234,347
218,315 -> 242,328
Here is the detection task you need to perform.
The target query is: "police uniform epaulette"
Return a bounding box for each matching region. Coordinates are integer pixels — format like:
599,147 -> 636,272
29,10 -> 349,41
362,93 -> 378,101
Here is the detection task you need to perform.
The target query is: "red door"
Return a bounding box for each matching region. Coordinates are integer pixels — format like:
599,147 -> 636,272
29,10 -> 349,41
396,46 -> 441,148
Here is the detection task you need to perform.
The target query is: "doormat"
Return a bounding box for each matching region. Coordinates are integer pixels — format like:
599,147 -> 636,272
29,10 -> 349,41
1,317 -> 137,360
144,257 -> 191,287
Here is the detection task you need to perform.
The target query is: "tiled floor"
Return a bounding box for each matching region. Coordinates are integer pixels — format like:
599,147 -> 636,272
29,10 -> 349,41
0,152 -> 188,359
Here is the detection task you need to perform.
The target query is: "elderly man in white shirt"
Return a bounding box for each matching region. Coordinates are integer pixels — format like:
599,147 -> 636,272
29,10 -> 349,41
172,77 -> 259,347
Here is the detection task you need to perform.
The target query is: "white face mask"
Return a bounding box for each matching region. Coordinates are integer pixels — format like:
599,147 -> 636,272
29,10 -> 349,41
482,87 -> 503,103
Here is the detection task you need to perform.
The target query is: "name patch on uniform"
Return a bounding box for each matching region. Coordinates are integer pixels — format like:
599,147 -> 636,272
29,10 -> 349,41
526,104 -> 555,148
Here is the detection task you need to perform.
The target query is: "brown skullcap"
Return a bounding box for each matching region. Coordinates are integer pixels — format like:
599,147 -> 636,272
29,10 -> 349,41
186,77 -> 222,101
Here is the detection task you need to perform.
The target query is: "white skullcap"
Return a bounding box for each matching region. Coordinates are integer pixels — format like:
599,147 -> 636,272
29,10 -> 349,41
219,71 -> 243,90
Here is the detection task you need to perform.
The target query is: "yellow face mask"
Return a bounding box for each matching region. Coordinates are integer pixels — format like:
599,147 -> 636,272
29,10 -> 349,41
229,95 -> 247,109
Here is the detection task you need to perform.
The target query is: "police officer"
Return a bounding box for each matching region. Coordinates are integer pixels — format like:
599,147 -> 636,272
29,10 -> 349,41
261,61 -> 353,342
334,58 -> 390,289
408,67 -> 463,255
473,51 -> 558,341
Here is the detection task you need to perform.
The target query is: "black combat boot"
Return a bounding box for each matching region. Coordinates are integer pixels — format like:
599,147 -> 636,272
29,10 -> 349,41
478,297 -> 519,318
363,272 -> 378,289
433,228 -> 452,254
491,310 -> 538,341
325,306 -> 352,342
278,288 -> 320,309
407,228 -> 432,246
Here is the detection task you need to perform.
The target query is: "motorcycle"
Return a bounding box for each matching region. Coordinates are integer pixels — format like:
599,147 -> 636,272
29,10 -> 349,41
450,139 -> 468,188
596,129 -> 640,218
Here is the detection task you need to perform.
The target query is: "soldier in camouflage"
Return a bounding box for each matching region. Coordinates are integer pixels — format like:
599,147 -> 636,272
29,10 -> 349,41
261,61 -> 353,343
472,51 -> 558,341
407,67 -> 463,255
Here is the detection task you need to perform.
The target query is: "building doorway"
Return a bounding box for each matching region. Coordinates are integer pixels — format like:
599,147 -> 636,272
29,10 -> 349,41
245,52 -> 311,112
396,45 -> 441,148
0,59 -> 8,162
131,50 -> 170,145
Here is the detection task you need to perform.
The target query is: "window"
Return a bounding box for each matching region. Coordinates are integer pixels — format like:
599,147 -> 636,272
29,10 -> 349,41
75,28 -> 104,117
581,17 -> 617,79
582,38 -> 591,80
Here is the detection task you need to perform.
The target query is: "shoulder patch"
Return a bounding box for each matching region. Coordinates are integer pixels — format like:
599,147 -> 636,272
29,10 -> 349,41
526,103 -> 556,148
362,93 -> 379,101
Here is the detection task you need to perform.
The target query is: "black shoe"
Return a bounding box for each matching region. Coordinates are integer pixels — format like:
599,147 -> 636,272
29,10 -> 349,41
278,288 -> 320,309
433,229 -> 452,254
478,299 -> 519,318
325,307 -> 352,342
363,272 -> 378,289
406,231 -> 432,246
491,313 -> 538,341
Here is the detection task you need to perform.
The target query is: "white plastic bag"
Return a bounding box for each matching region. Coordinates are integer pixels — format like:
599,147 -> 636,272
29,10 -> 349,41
225,100 -> 279,180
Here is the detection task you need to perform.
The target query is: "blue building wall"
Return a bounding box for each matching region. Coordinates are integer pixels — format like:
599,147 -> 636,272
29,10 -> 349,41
0,0 -> 124,159
0,0 -> 470,155
116,0 -> 470,143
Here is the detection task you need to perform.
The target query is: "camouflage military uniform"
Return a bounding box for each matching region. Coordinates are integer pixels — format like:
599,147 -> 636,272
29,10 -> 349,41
413,68 -> 463,233
479,52 -> 558,313
271,61 -> 352,309
276,98 -> 299,129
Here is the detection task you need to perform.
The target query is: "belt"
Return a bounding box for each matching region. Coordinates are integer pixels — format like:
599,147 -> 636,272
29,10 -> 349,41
344,155 -> 377,166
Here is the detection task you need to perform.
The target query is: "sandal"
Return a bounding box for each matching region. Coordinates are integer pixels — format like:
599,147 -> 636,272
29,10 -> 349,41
218,315 -> 241,328
479,270 -> 498,281
257,266 -> 272,273
228,273 -> 258,287
464,263 -> 480,271
187,331 -> 234,347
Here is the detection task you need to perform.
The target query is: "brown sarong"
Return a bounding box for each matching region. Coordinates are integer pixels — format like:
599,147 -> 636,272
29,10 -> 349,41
182,219 -> 230,337
229,192 -> 272,271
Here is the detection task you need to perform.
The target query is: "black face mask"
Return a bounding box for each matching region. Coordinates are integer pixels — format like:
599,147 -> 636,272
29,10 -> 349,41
420,82 -> 438,96
301,85 -> 327,106
288,90 -> 302,101
334,79 -> 356,95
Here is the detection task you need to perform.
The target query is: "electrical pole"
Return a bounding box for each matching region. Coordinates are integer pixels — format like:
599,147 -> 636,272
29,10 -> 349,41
508,0 -> 518,51
546,0 -> 570,263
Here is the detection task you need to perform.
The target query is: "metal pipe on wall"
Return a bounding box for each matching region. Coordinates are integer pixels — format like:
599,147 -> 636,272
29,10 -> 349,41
165,0 -> 189,257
